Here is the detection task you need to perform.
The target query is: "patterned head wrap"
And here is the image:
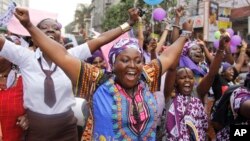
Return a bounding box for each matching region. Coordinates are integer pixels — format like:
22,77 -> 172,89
108,38 -> 142,68
222,62 -> 232,72
182,40 -> 200,56
86,50 -> 104,64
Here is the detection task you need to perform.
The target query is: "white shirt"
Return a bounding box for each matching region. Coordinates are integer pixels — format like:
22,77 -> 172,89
0,40 -> 91,114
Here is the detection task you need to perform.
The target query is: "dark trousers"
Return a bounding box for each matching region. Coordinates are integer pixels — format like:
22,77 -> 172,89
26,109 -> 78,141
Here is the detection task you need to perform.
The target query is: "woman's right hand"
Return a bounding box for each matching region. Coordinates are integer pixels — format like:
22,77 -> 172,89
219,34 -> 230,50
241,40 -> 247,51
14,7 -> 32,29
175,6 -> 185,18
182,19 -> 193,32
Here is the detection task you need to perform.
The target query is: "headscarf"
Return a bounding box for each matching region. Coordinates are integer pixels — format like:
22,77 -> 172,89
222,62 -> 232,72
86,50 -> 104,64
108,38 -> 142,68
182,40 -> 199,56
179,40 -> 207,76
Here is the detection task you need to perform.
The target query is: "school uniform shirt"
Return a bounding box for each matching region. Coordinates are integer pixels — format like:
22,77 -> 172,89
0,40 -> 91,114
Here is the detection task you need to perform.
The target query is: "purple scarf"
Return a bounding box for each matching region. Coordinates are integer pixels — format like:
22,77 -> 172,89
86,50 -> 104,64
179,55 -> 207,76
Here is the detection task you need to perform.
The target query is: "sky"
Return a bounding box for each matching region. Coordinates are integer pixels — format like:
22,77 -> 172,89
29,0 -> 91,28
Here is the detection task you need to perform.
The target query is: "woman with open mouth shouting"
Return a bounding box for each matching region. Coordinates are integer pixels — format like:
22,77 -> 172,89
13,6 -> 194,140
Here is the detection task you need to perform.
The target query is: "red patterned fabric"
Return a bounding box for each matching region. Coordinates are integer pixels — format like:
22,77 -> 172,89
0,76 -> 25,141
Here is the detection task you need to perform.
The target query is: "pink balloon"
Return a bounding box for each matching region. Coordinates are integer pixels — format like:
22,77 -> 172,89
226,28 -> 234,37
153,8 -> 166,22
230,35 -> 242,46
230,45 -> 237,53
213,40 -> 219,49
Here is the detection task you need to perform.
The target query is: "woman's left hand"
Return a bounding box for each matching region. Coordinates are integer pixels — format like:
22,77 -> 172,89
16,114 -> 29,130
219,34 -> 230,50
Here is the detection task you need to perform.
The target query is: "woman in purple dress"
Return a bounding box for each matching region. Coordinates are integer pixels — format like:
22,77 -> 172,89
164,34 -> 231,140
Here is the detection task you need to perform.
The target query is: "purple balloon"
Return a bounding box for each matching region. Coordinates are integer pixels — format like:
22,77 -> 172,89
153,8 -> 166,21
230,45 -> 237,53
230,35 -> 242,46
213,40 -> 219,49
226,28 -> 234,37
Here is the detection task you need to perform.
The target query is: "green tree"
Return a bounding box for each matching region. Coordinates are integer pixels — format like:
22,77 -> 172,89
102,0 -> 177,32
65,3 -> 94,34
75,3 -> 94,28
102,0 -> 134,31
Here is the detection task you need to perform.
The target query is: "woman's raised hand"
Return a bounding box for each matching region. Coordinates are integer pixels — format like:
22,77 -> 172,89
182,19 -> 193,32
219,33 -> 231,50
175,6 -> 185,18
127,8 -> 140,26
14,7 -> 32,29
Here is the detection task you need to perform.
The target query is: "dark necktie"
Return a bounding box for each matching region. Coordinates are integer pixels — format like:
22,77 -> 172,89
38,58 -> 57,108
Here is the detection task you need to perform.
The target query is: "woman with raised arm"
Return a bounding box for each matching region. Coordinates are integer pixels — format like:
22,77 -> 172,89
0,7 -> 141,141
212,40 -> 248,102
211,61 -> 250,140
14,7 -> 193,140
164,34 -> 230,140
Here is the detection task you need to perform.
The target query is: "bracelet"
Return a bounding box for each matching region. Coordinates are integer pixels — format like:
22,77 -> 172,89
172,24 -> 181,29
217,49 -> 225,53
137,22 -> 143,27
180,30 -> 192,39
240,49 -> 246,53
119,22 -> 131,33
165,26 -> 171,31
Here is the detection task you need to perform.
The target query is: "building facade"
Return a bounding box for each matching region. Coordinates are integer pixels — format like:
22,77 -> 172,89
181,0 -> 250,42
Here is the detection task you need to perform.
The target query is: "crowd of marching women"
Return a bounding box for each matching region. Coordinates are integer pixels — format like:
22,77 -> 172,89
0,2 -> 250,141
